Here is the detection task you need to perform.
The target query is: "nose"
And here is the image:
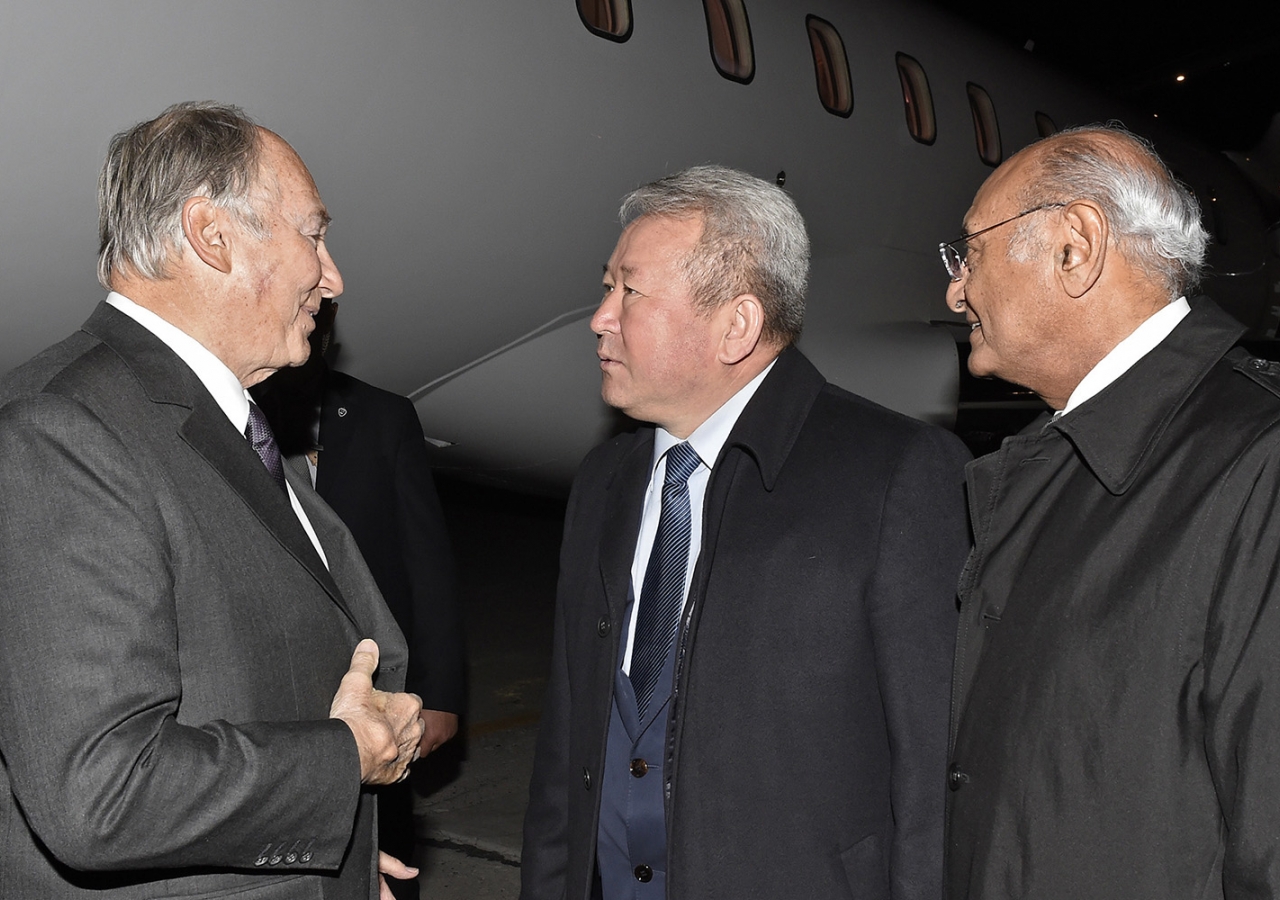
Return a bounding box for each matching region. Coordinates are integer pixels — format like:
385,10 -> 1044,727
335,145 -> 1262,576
319,240 -> 344,299
590,286 -> 620,335
946,272 -> 967,312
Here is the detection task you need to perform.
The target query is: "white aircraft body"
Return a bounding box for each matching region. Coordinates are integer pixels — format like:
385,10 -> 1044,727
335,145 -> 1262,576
0,0 -> 1273,493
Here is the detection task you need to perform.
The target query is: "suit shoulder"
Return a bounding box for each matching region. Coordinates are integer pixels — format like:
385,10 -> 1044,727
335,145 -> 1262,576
327,370 -> 421,437
328,370 -> 411,411
1230,351 -> 1280,407
0,331 -> 121,410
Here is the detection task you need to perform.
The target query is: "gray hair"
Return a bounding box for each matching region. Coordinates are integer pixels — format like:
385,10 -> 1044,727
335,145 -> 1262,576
620,165 -> 809,346
97,101 -> 270,289
1010,124 -> 1208,299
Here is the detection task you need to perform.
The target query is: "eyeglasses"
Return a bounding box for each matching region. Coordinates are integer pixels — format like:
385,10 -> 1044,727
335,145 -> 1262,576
939,202 -> 1067,281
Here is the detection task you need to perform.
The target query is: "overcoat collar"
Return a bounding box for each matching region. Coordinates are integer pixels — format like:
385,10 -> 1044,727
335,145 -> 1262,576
717,345 -> 825,491
594,345 -> 826,622
1048,298 -> 1246,495
80,302 -> 351,621
598,432 -> 655,626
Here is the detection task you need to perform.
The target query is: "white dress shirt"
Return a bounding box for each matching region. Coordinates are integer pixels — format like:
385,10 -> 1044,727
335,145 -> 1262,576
621,359 -> 776,673
105,292 -> 329,568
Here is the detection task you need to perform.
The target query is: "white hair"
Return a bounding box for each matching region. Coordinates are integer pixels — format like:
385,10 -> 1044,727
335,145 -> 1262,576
1010,124 -> 1208,300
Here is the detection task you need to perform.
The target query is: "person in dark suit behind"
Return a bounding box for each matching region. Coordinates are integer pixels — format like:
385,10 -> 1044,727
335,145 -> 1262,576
255,300 -> 466,899
520,165 -> 971,900
0,101 -> 424,899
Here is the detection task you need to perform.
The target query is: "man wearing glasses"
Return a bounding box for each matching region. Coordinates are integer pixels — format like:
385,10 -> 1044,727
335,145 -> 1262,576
944,124 -> 1280,897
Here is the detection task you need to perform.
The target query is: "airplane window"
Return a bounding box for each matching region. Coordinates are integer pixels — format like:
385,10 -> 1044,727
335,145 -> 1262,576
577,0 -> 632,41
967,82 -> 1002,166
1035,112 -> 1057,138
806,16 -> 852,117
703,0 -> 754,84
895,53 -> 936,145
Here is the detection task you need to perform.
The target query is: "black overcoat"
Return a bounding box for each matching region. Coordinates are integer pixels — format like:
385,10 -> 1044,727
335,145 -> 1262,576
948,299 -> 1280,898
522,347 -> 971,900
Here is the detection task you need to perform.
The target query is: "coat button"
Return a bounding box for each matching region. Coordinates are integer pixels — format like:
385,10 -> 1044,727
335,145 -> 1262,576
582,767 -> 592,790
1251,358 -> 1269,370
597,616 -> 611,637
634,864 -> 653,882
949,762 -> 970,791
630,758 -> 648,778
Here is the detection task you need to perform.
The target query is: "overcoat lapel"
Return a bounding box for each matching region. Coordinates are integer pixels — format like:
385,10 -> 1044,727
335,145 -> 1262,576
598,432 -> 655,628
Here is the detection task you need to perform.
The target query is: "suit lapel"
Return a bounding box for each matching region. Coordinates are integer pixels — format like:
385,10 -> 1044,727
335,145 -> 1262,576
83,302 -> 352,622
315,371 -> 356,495
179,392 -> 349,617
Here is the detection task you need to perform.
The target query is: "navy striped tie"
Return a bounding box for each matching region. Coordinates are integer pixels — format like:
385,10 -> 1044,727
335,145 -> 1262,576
630,441 -> 702,719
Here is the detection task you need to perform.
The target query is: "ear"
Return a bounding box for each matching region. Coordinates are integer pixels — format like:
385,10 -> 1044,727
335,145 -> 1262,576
716,293 -> 765,365
181,196 -> 234,275
1057,200 -> 1108,299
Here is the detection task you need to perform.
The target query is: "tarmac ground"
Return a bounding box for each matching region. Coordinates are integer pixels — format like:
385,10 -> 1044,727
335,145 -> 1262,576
398,478 -> 565,899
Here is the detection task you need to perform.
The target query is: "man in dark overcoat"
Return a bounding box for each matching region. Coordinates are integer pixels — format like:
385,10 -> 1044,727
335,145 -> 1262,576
520,165 -> 971,900
944,124 -> 1280,897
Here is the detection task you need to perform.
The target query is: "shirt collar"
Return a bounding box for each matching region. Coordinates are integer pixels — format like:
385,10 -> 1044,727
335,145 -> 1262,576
106,291 -> 252,432
1062,297 -> 1191,414
651,359 -> 777,474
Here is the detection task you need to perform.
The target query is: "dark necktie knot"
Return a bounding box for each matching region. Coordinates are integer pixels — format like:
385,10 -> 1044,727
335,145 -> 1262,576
246,403 -> 287,492
663,440 -> 701,486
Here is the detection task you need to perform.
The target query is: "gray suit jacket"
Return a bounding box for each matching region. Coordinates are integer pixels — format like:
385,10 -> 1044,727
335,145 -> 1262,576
0,303 -> 407,899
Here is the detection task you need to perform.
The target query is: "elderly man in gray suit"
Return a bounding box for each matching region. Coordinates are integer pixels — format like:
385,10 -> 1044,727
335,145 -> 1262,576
0,102 -> 424,899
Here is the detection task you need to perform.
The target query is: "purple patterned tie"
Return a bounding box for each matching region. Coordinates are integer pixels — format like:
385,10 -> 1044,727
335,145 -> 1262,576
246,403 -> 287,492
630,441 -> 702,719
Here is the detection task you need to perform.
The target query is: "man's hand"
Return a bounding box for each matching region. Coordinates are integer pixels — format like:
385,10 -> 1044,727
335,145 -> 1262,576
418,709 -> 460,757
378,851 -> 419,900
330,639 -> 424,785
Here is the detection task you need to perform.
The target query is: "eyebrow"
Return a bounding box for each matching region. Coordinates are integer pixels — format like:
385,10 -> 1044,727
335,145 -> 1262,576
303,208 -> 332,232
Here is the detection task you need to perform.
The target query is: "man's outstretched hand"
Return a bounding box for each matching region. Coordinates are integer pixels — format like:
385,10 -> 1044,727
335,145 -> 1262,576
330,639 -> 424,784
